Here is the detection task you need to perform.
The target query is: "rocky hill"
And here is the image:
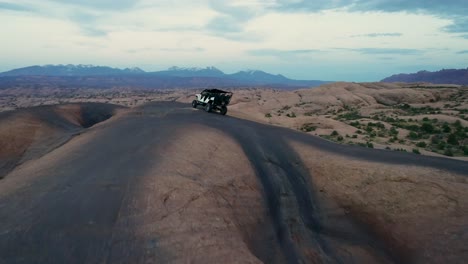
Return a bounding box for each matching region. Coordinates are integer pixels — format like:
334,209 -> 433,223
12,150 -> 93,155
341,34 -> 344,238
382,68 -> 468,85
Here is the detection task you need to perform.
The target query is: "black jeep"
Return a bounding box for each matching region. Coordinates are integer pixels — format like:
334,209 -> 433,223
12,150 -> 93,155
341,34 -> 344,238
192,89 -> 233,115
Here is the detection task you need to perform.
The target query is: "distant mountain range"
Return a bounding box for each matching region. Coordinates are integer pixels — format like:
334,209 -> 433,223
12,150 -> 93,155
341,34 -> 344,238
381,68 -> 468,85
0,64 -> 328,89
0,64 -> 146,76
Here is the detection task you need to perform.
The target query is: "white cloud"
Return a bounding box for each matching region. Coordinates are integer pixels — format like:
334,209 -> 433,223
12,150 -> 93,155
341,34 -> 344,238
0,0 -> 467,80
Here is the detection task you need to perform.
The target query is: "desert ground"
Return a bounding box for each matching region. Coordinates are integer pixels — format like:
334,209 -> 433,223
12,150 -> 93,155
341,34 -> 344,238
0,93 -> 467,263
2,82 -> 465,159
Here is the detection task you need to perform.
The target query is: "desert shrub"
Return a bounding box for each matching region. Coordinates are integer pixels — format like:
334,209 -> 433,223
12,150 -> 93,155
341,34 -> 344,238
406,124 -> 420,131
389,127 -> 399,136
442,123 -> 451,133
385,146 -> 391,150
416,141 -> 427,148
420,123 -> 434,133
352,134 -> 358,138
331,130 -> 339,136
300,123 -> 317,132
438,141 -> 446,150
286,112 -> 296,118
356,130 -> 362,134
337,136 -> 344,141
265,113 -> 272,118
412,148 -> 421,154
367,142 -> 374,148
386,117 -> 396,123
408,131 -> 419,140
338,111 -> 362,120
350,121 -> 360,127
447,133 -> 458,145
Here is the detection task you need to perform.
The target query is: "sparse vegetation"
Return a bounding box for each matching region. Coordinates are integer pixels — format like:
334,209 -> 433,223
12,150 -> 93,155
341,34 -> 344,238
300,123 -> 317,132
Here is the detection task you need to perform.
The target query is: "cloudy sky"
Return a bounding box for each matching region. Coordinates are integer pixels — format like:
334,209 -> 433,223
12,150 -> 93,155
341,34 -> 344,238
1,0 -> 467,81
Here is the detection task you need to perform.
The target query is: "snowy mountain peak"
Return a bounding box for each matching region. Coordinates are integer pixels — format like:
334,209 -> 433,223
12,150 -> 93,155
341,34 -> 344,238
167,66 -> 222,72
124,67 -> 145,73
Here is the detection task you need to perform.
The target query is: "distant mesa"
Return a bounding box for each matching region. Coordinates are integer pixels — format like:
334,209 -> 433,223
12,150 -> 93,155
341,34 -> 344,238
0,64 -> 329,89
381,68 -> 468,85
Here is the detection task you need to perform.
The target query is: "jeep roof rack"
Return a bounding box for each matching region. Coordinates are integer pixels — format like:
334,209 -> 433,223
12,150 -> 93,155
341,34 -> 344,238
202,89 -> 232,94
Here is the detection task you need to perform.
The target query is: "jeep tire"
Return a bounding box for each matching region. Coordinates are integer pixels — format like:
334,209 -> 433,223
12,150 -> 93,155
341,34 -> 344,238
205,102 -> 212,112
220,105 -> 227,115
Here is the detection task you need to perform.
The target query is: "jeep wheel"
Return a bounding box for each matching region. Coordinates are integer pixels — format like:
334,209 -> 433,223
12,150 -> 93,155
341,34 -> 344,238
205,102 -> 212,112
192,100 -> 198,108
220,105 -> 227,115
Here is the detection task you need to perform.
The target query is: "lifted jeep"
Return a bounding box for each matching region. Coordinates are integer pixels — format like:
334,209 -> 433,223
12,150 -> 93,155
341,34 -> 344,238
192,89 -> 233,115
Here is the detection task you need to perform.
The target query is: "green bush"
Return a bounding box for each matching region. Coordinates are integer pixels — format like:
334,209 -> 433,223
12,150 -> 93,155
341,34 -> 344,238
337,136 -> 344,141
338,111 -> 362,120
443,123 -> 451,133
416,141 -> 427,148
331,130 -> 339,136
412,148 -> 421,154
447,133 -> 458,145
300,123 -> 317,132
420,123 -> 434,133
408,131 -> 419,140
350,121 -> 360,127
367,142 -> 374,148
438,141 -> 446,150
389,127 -> 399,136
